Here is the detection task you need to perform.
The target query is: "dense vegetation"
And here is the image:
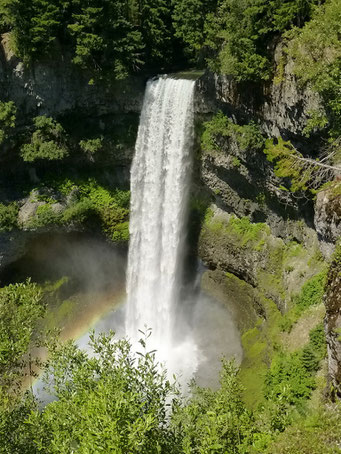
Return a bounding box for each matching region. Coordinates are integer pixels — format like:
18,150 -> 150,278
0,307 -> 339,453
0,248 -> 338,453
0,0 -> 335,81
0,0 -> 340,452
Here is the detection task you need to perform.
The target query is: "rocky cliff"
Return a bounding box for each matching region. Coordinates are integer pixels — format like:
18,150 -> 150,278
325,244 -> 341,398
0,39 -> 340,394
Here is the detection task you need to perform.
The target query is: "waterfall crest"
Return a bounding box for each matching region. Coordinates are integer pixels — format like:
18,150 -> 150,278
125,77 -> 196,370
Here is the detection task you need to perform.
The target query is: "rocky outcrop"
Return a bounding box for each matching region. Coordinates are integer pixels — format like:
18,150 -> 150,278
199,205 -> 325,313
315,183 -> 341,257
0,231 -> 31,273
195,44 -> 322,141
197,131 -> 315,241
324,244 -> 341,398
0,34 -> 145,123
324,244 -> 341,399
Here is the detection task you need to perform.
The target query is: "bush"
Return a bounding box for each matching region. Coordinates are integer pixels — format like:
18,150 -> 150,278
27,332 -> 179,454
28,203 -> 61,229
171,360 -> 255,453
266,403 -> 341,454
201,111 -> 264,154
79,138 -> 103,155
0,280 -> 44,391
295,271 -> 326,310
20,116 -> 69,162
0,100 -> 16,144
61,198 -> 95,225
0,202 -> 18,231
265,351 -> 316,406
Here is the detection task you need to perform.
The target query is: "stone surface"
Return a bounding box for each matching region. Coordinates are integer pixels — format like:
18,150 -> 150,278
195,43 -> 322,140
0,34 -> 145,122
201,269 -> 260,333
315,183 -> 341,258
324,245 -> 341,398
198,205 -> 325,312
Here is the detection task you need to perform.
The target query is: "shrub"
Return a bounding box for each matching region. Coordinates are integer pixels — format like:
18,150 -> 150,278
264,351 -> 316,405
0,280 -> 44,390
201,111 -> 264,154
79,138 -> 103,155
0,202 -> 18,231
61,198 -> 95,225
28,204 -> 61,229
20,116 -> 69,162
0,100 -> 16,144
294,271 -> 326,310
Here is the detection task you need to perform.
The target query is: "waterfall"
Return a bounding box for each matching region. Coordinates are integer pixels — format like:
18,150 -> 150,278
125,76 -> 196,372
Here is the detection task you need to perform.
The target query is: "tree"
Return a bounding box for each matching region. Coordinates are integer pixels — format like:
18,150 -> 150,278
20,116 -> 69,162
264,137 -> 341,193
0,101 -> 16,145
27,331 -> 179,453
0,0 -> 62,61
172,0 -> 217,61
287,0 -> 341,137
171,360 -> 255,453
68,0 -> 144,80
204,0 -> 321,81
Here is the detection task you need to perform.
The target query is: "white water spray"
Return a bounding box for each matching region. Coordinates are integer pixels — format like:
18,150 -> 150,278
125,77 -> 198,378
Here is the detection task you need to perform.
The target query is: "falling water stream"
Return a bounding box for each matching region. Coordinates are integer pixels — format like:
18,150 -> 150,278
125,77 -> 199,379
28,76 -> 242,401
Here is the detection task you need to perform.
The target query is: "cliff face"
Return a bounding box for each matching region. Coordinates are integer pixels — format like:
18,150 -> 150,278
193,49 -> 340,392
0,34 -> 145,124
0,39 -> 340,391
324,245 -> 341,398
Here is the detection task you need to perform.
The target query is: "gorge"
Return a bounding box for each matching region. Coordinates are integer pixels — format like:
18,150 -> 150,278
1,0 -> 341,451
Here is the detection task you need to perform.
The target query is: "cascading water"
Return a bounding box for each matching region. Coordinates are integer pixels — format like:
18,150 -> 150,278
125,76 -> 198,377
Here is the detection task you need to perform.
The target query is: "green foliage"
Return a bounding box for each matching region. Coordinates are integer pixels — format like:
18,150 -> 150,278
228,215 -> 269,247
204,0 -> 319,81
264,137 -> 314,192
20,116 -> 69,162
25,178 -> 130,241
265,351 -> 316,405
0,202 -> 18,232
201,111 -> 264,154
0,100 -> 16,145
27,331 -> 178,454
138,0 -> 173,65
287,0 -> 341,137
303,109 -> 329,137
0,0 -> 61,62
68,1 -> 144,80
0,0 -> 177,78
265,322 -> 326,408
79,138 -> 103,154
172,0 -> 216,61
266,403 -> 341,453
0,281 -> 45,392
28,204 -> 61,229
61,198 -> 95,225
294,271 -> 326,310
172,360 -> 255,453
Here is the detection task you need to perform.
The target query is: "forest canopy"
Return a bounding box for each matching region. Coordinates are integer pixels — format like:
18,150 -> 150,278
0,0 -> 331,81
